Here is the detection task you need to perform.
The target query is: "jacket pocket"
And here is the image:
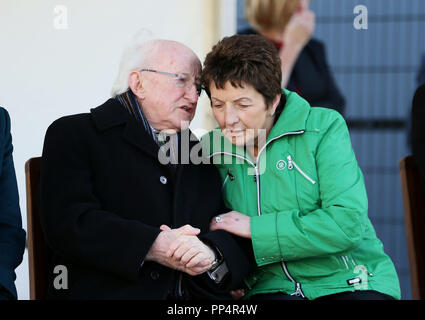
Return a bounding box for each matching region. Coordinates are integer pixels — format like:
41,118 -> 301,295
287,155 -> 316,184
286,154 -> 320,211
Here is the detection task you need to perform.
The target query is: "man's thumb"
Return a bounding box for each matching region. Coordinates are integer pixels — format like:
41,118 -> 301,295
178,224 -> 201,235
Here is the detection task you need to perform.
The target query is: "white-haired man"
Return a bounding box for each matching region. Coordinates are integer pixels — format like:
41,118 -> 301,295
39,39 -> 253,299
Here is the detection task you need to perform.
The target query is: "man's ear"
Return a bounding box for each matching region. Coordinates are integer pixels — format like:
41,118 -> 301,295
128,71 -> 144,99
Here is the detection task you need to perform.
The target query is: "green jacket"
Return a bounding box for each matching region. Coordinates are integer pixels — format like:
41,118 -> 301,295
202,90 -> 401,300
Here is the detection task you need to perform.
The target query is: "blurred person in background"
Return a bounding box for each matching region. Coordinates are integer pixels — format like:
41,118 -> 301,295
0,107 -> 26,300
239,0 -> 345,115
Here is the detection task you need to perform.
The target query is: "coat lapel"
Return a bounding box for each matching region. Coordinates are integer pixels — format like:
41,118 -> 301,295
91,98 -> 159,159
91,99 -> 208,181
121,118 -> 159,159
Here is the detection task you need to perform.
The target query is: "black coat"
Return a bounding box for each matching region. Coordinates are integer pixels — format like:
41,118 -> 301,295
39,99 -> 253,300
0,107 -> 26,300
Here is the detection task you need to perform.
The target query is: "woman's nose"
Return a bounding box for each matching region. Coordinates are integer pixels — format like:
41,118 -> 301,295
225,107 -> 239,126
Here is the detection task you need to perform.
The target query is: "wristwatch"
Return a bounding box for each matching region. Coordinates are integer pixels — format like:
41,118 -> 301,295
208,260 -> 229,283
208,246 -> 223,272
207,246 -> 230,283
209,256 -> 222,272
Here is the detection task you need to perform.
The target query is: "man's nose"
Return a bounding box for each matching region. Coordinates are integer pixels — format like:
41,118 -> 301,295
184,82 -> 199,103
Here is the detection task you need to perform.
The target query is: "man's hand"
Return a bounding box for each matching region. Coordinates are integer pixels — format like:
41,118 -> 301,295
145,224 -> 199,270
145,224 -> 214,276
166,233 -> 215,271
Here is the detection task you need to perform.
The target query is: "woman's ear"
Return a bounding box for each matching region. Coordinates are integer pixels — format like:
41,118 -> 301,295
269,94 -> 281,116
128,71 -> 144,99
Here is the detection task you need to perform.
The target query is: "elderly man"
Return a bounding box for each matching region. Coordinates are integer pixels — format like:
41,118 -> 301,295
39,39 -> 253,299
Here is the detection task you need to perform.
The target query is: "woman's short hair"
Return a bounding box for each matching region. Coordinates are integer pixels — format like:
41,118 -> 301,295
201,34 -> 282,107
245,0 -> 300,32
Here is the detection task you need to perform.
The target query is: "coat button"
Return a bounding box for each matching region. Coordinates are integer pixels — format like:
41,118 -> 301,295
160,176 -> 167,185
150,270 -> 160,280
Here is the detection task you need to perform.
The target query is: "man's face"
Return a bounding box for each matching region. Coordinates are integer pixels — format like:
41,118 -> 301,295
139,44 -> 201,132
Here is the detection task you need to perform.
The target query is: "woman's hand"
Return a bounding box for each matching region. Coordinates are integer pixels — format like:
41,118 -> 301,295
210,211 -> 251,239
282,8 -> 315,51
278,2 -> 315,88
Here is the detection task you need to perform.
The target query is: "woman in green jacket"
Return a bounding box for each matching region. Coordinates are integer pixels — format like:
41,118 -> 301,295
201,34 -> 400,300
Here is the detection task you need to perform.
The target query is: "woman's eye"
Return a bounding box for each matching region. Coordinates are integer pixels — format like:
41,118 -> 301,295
213,104 -> 223,108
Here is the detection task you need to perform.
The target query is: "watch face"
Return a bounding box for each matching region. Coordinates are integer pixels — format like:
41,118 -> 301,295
210,259 -> 220,271
208,260 -> 229,284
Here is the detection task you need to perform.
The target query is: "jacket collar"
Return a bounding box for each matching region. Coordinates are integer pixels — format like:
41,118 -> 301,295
90,98 -> 130,131
90,98 -> 159,158
90,98 -> 201,162
267,89 -> 310,139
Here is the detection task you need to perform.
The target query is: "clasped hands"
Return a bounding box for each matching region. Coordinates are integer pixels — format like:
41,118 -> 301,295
145,224 -> 216,276
146,211 -> 250,277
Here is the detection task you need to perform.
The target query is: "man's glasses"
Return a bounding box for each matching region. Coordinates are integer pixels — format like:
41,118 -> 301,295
140,69 -> 204,96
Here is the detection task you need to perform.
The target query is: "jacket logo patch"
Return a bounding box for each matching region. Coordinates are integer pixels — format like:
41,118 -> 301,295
276,160 -> 287,170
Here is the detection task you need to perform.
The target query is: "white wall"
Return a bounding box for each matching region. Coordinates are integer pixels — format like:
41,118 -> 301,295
0,0 -> 237,300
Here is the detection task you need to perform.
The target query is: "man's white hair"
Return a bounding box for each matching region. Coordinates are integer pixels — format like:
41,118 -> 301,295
111,30 -> 200,97
110,29 -> 156,97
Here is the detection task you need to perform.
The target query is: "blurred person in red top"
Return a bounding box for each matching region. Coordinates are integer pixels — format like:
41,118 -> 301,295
239,0 -> 345,115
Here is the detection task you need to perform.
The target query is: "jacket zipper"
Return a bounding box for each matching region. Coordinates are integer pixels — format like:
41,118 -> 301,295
221,174 -> 229,190
281,262 -> 305,298
287,155 -> 316,184
210,131 -> 304,216
209,152 -> 260,213
209,130 -> 306,296
254,165 -> 261,216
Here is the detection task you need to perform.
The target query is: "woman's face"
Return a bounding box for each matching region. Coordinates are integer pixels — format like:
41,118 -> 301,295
210,81 -> 280,150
